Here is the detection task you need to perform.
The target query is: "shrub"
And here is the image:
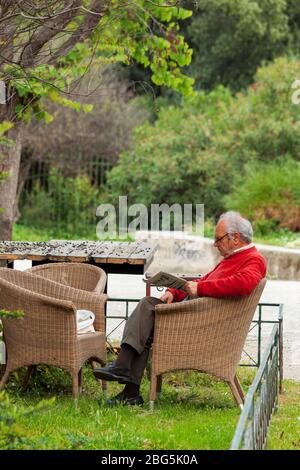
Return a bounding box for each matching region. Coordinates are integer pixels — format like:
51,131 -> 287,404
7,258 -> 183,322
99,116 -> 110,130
0,391 -> 54,449
224,159 -> 300,231
187,0 -> 290,91
20,169 -> 103,236
106,57 -> 300,225
106,86 -> 233,218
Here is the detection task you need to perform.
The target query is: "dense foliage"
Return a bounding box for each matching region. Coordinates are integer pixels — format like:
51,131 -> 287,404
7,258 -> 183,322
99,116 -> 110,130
224,159 -> 300,232
129,0 -> 300,93
0,1 -> 195,240
20,170 -> 102,236
187,0 -> 292,91
1,1 -> 195,125
106,57 -> 300,230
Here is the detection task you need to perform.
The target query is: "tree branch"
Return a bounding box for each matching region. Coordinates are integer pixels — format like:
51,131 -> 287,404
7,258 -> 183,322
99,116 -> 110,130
47,0 -> 107,65
19,0 -> 83,67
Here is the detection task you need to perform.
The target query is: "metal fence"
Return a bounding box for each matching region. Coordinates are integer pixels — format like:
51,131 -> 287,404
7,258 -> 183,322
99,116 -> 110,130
230,323 -> 280,450
22,159 -> 114,194
20,159 -> 114,226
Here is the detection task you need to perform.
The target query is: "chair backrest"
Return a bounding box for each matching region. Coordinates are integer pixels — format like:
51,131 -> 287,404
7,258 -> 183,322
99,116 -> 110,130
27,262 -> 107,293
0,267 -> 65,297
153,279 -> 266,381
0,267 -> 107,334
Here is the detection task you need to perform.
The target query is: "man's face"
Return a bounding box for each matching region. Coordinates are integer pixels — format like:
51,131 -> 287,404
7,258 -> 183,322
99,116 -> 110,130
213,220 -> 241,257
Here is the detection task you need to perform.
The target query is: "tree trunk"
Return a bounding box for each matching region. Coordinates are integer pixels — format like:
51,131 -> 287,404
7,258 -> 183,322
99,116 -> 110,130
0,123 -> 23,240
14,148 -> 36,223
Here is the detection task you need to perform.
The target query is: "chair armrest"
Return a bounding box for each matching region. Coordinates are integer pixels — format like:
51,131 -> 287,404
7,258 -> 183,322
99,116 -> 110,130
34,279 -> 107,332
70,292 -> 107,332
155,297 -> 214,315
93,274 -> 107,294
0,279 -> 77,338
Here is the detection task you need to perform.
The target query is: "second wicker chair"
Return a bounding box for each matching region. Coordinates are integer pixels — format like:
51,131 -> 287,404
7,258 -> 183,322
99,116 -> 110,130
0,268 -> 107,398
150,279 -> 266,409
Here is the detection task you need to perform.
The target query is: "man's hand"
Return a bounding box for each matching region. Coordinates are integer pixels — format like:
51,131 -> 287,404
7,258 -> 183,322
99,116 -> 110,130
160,291 -> 174,304
184,281 -> 198,297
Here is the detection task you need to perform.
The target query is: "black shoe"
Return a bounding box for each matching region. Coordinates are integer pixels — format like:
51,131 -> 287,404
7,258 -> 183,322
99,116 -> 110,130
106,391 -> 144,407
93,363 -> 132,384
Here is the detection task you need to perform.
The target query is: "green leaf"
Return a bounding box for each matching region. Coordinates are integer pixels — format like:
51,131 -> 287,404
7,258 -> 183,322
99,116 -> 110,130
15,104 -> 25,115
175,8 -> 193,21
82,103 -> 93,113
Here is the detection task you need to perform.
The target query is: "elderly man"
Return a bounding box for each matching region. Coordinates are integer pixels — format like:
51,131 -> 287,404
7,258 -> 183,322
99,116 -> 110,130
94,211 -> 267,406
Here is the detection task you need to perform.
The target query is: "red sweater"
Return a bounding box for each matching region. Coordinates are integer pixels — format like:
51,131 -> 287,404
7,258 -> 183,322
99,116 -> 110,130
167,246 -> 267,302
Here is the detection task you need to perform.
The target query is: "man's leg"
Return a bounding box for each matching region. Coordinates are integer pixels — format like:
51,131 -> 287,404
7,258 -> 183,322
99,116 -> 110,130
93,297 -> 163,389
113,337 -> 152,402
117,296 -> 163,364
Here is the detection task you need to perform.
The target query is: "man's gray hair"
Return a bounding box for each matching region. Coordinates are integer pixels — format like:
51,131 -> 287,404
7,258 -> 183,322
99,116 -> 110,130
218,211 -> 253,243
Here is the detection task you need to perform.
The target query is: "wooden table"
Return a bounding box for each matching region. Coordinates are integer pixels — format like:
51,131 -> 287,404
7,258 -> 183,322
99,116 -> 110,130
0,240 -> 157,351
0,240 -> 157,277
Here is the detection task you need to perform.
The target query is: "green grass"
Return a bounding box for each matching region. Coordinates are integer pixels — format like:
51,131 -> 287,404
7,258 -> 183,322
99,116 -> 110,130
13,224 -> 99,242
13,224 -> 134,242
267,380 -> 300,450
2,365 -> 300,449
3,366 -> 256,450
253,230 -> 300,248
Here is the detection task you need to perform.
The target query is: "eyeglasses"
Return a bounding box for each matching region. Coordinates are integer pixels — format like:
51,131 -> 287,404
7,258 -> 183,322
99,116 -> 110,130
214,233 -> 229,244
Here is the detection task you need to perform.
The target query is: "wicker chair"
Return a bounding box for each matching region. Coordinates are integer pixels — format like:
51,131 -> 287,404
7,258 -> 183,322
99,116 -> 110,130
150,279 -> 266,410
27,262 -> 106,293
0,268 -> 107,398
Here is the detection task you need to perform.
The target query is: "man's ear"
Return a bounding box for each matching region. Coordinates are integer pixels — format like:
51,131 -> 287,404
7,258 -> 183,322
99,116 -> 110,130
234,232 -> 240,243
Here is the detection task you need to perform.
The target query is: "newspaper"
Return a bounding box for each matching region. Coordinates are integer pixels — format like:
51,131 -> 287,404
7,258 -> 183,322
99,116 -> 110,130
143,271 -> 186,290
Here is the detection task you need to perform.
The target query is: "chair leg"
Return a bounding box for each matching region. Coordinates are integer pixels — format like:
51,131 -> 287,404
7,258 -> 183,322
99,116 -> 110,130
156,375 -> 162,394
72,372 -> 80,399
22,365 -> 37,390
101,379 -> 108,397
78,368 -> 83,394
0,367 -> 10,391
149,374 -> 158,410
228,378 -> 244,407
90,360 -> 98,370
90,359 -> 107,395
0,364 -> 6,380
234,375 -> 245,403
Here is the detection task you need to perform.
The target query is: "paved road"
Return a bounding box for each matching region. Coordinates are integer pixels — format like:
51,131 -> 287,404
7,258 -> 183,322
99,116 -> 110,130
259,280 -> 300,381
13,261 -> 300,382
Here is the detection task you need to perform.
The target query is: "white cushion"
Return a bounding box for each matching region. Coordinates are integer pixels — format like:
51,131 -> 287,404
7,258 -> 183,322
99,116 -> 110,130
76,309 -> 95,335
